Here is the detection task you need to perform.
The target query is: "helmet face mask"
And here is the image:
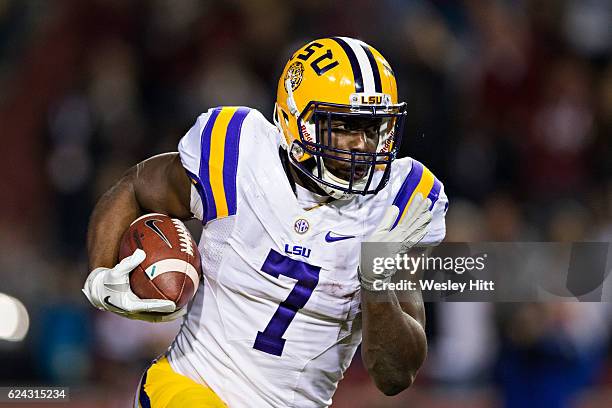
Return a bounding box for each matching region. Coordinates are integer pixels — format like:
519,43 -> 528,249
275,37 -> 406,199
288,101 -> 406,198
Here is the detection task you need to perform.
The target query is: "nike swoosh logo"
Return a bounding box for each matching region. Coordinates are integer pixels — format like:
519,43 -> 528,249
325,231 -> 356,243
104,296 -> 126,312
145,219 -> 173,248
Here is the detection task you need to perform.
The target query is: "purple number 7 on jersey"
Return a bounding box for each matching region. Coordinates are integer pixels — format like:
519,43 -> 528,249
253,249 -> 321,356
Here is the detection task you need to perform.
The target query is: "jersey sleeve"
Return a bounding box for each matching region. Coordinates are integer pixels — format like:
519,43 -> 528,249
391,159 -> 448,245
422,182 -> 448,245
178,106 -> 252,224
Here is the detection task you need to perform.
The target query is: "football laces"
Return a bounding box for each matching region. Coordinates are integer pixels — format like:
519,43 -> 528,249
172,219 -> 194,257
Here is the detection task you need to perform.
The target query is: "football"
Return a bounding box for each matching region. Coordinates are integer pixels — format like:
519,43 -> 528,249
119,213 -> 201,309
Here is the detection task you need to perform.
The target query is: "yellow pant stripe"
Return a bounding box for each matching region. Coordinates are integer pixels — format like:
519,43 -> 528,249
139,357 -> 227,408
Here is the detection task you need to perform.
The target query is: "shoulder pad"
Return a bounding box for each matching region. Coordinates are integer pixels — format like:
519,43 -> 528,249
391,158 -> 443,229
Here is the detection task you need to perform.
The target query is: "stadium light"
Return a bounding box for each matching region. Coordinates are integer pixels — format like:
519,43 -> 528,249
0,293 -> 29,342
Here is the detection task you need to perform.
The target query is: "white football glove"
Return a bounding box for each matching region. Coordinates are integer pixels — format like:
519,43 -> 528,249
82,248 -> 186,322
360,193 -> 432,291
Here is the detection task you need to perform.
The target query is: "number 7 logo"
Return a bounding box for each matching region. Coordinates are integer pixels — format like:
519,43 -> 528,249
253,249 -> 321,356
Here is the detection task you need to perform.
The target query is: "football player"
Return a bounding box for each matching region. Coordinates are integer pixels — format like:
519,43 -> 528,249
83,37 -> 448,407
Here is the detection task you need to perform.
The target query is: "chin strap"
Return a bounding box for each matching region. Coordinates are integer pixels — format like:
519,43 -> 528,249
285,79 -> 300,116
272,104 -> 289,150
273,79 -> 301,151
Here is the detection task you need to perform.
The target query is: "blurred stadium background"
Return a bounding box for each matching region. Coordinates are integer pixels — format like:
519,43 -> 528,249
0,0 -> 611,407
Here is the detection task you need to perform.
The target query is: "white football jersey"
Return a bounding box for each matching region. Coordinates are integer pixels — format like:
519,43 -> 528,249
168,106 -> 448,408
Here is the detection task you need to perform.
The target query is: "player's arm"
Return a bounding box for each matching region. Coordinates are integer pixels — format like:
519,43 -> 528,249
87,152 -> 191,270
83,153 -> 193,321
359,194 -> 432,395
361,283 -> 426,396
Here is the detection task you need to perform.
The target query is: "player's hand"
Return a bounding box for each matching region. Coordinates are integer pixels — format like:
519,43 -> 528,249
360,193 -> 432,291
82,249 -> 184,321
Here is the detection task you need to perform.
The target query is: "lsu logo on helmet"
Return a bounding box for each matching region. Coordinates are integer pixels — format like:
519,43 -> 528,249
285,61 -> 305,92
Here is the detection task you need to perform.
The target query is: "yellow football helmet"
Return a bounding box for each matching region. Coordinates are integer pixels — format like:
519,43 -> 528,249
274,37 -> 406,199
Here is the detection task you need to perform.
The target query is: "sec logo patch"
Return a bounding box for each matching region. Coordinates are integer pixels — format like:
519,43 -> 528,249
294,218 -> 309,234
